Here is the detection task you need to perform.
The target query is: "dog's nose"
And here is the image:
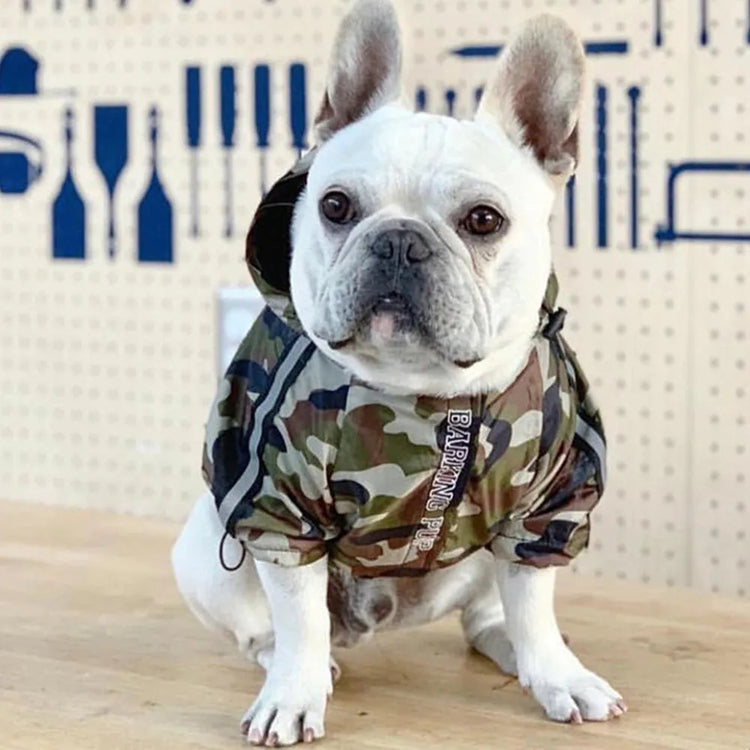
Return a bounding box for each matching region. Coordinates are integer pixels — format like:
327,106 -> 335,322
371,228 -> 432,264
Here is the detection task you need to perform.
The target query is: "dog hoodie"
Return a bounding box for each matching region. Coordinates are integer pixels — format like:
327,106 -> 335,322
203,155 -> 607,578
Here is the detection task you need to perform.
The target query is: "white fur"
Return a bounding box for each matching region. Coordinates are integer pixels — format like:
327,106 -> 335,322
171,491 -> 272,660
172,3 -> 624,745
241,556 -> 332,746
497,562 -> 626,723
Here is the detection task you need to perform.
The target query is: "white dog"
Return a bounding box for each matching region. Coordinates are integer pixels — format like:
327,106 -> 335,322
172,2 -> 626,745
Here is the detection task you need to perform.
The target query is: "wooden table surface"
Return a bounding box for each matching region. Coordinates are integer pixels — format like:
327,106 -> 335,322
1,500 -> 748,750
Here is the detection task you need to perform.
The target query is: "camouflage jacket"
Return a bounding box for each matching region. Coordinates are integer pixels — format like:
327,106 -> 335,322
203,156 -> 607,578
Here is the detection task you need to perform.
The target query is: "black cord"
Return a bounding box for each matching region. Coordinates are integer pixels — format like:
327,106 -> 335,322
218,531 -> 247,572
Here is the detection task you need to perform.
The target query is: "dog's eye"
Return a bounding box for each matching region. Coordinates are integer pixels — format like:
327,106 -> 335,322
320,191 -> 355,224
464,205 -> 504,236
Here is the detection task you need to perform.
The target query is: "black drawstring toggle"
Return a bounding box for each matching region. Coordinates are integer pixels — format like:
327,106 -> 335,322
542,307 -> 567,340
219,531 -> 247,572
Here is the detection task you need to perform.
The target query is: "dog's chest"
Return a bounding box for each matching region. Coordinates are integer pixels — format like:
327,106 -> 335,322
323,352 -> 555,576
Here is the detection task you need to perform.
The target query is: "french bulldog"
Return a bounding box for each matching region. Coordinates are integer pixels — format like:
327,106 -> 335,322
172,1 -> 626,745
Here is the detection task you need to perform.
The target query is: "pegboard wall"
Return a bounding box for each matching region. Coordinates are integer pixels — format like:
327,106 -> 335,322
0,0 -> 747,598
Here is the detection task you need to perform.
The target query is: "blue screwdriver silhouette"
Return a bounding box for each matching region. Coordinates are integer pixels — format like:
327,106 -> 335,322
254,64 -> 270,196
289,63 -> 307,158
220,65 -> 236,238
185,66 -> 201,237
445,89 -> 456,117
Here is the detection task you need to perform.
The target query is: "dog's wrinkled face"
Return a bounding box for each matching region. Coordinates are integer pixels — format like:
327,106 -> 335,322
290,1 -> 585,395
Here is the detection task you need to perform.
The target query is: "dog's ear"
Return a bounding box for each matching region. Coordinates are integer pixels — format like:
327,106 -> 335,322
476,15 -> 585,182
314,0 -> 402,142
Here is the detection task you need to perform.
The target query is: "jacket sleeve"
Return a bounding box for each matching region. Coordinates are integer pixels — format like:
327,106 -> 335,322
204,326 -> 348,567
490,437 -> 604,567
490,332 -> 607,568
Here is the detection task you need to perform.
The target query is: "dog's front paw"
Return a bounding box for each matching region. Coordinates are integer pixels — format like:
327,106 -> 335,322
518,643 -> 627,723
241,662 -> 332,746
255,646 -> 342,684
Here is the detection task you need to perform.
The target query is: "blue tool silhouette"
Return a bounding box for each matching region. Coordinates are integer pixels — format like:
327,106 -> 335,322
445,89 -> 456,117
289,63 -> 307,158
254,64 -> 271,196
474,86 -> 484,109
654,0 -> 664,46
565,175 -> 576,248
220,65 -> 236,238
138,107 -> 174,263
0,47 -> 39,95
94,105 -> 128,259
43,0 -> 131,6
448,40 -> 629,58
415,87 -> 427,111
0,130 -> 43,194
185,65 -> 201,237
595,84 -> 608,249
52,108 -> 85,259
699,0 -> 709,46
627,86 -> 641,249
50,0 -> 126,7
655,162 -> 750,243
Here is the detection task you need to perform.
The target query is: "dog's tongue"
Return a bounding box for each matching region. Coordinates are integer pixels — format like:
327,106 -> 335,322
370,311 -> 396,342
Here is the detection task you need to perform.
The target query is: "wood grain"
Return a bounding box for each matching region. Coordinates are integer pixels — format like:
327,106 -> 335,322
0,501 -> 748,750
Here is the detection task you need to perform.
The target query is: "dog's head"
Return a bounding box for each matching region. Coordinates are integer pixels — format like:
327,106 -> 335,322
289,0 -> 585,395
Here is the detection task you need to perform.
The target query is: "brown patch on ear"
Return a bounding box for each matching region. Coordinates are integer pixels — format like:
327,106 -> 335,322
477,14 -> 584,182
318,38 -> 399,137
314,0 -> 402,142
314,92 -> 335,134
541,124 -> 578,177
514,80 -> 579,173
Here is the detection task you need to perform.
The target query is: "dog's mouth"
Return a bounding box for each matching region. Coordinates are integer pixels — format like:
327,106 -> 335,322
325,294 -> 479,368
327,293 -> 414,350
368,293 -> 415,340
